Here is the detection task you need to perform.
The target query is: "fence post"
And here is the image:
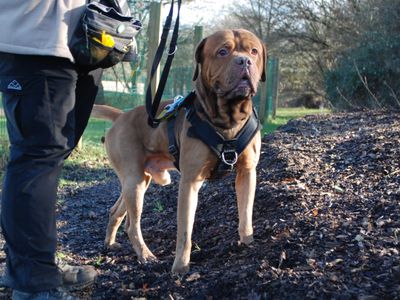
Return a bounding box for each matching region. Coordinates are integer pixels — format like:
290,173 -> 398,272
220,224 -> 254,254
267,57 -> 279,119
146,2 -> 162,98
259,56 -> 279,123
258,54 -> 268,123
194,26 -> 203,50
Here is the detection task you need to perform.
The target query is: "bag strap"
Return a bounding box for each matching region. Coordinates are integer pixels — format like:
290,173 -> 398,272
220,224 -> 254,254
146,0 -> 182,128
90,0 -> 131,15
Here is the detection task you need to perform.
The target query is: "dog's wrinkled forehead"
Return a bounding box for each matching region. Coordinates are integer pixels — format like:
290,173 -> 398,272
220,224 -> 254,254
193,29 -> 266,82
196,29 -> 263,63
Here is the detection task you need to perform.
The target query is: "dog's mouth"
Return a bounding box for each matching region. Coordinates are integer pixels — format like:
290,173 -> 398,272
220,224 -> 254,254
216,71 -> 256,100
235,74 -> 253,92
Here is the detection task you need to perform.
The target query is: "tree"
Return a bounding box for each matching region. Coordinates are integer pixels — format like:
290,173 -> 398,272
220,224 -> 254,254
220,0 -> 400,110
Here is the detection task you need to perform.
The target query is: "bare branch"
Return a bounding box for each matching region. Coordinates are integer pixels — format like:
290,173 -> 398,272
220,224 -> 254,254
384,81 -> 400,108
353,60 -> 382,109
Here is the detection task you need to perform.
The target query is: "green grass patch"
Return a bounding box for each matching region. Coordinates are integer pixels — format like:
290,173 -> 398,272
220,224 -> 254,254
83,118 -> 112,144
65,142 -> 108,168
263,107 -> 330,134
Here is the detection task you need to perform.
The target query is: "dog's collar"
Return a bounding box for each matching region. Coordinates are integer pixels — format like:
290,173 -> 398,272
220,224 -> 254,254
166,91 -> 261,179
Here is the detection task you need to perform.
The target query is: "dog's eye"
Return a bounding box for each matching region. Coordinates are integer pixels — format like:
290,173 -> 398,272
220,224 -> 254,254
251,48 -> 258,56
217,48 -> 229,57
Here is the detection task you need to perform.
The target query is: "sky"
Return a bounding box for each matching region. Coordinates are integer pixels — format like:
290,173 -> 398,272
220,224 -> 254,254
165,0 -> 233,26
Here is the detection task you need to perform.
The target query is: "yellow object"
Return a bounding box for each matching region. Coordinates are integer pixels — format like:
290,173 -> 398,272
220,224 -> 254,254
93,31 -> 115,48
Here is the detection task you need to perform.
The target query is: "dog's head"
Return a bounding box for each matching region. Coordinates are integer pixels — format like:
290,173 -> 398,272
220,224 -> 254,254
193,29 -> 267,128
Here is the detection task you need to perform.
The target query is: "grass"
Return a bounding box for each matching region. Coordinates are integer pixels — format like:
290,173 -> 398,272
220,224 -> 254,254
83,118 -> 112,143
62,142 -> 110,175
262,107 -> 330,134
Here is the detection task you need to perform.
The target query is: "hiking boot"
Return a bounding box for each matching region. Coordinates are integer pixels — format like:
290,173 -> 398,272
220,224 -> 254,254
1,261 -> 97,292
12,288 -> 77,300
57,262 -> 98,291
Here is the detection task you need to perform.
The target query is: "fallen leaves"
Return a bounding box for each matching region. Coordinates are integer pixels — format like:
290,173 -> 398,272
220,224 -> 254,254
29,109 -> 398,299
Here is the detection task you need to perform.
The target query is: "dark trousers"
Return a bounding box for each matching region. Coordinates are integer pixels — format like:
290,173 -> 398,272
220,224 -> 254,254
0,53 -> 102,292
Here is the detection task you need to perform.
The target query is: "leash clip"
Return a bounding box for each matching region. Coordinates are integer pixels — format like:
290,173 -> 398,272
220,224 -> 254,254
165,95 -> 184,112
221,149 -> 238,166
168,45 -> 178,56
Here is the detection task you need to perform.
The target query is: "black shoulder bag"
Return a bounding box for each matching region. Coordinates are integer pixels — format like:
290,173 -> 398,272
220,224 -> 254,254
69,0 -> 142,70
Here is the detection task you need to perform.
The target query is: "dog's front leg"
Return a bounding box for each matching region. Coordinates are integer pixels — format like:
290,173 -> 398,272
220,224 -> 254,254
235,167 -> 257,244
172,178 -> 204,274
235,134 -> 261,245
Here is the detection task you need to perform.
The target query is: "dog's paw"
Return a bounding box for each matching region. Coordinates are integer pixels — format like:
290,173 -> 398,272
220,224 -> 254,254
105,242 -> 122,250
138,250 -> 158,264
239,234 -> 254,245
171,262 -> 190,274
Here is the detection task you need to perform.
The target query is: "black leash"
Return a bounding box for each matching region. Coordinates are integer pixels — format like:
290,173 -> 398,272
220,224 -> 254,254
146,0 -> 182,128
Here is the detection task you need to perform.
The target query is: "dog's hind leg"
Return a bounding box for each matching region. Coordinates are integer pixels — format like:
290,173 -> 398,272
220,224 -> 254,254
123,173 -> 151,233
104,195 -> 126,249
123,174 -> 157,263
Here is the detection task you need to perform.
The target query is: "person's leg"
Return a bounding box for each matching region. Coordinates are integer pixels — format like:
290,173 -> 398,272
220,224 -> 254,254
0,53 -> 79,293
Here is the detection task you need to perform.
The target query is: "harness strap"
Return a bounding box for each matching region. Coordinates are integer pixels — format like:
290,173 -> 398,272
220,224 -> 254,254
186,106 -> 261,160
167,116 -> 180,170
235,107 -> 261,154
185,107 -> 225,157
185,105 -> 260,178
166,91 -> 196,170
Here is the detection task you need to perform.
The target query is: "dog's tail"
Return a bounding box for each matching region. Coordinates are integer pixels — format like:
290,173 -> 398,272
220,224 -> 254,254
91,104 -> 123,122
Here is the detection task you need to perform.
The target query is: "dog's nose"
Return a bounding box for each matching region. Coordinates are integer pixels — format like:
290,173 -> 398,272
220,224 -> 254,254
234,56 -> 252,67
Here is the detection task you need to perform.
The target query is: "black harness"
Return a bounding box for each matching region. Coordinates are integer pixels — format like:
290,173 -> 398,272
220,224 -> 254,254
166,91 -> 261,179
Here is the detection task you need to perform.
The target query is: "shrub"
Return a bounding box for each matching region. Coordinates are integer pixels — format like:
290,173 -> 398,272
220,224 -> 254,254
325,33 -> 400,110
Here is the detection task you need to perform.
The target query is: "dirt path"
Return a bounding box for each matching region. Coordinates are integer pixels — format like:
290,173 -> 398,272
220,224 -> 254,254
1,110 -> 399,299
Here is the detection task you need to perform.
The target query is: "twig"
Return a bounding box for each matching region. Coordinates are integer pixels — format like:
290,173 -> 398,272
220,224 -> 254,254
324,97 -> 335,110
353,60 -> 382,109
111,66 -> 130,94
111,67 -> 120,92
120,63 -> 132,93
384,81 -> 400,108
336,87 -> 361,110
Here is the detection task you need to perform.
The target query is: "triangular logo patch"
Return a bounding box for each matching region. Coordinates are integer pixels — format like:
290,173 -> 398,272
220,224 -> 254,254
7,79 -> 22,91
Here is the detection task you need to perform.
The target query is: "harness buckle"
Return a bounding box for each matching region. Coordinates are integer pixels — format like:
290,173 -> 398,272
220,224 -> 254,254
221,149 -> 238,166
168,144 -> 178,156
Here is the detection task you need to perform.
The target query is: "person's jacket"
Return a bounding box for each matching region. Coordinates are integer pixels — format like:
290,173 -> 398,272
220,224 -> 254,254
0,1 -> 86,62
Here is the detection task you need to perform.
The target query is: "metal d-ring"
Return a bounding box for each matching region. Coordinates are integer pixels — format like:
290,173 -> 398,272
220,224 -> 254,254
221,150 -> 238,166
168,45 -> 178,56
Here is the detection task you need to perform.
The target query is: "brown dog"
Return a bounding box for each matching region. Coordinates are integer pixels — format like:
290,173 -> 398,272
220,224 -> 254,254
92,29 -> 266,274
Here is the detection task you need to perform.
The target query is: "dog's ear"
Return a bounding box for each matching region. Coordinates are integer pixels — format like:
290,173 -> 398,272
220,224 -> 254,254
192,38 -> 207,81
261,43 -> 267,82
